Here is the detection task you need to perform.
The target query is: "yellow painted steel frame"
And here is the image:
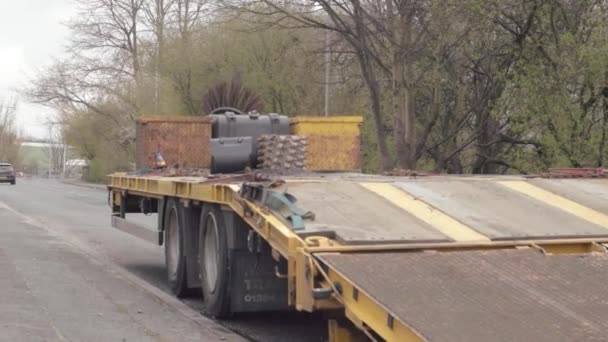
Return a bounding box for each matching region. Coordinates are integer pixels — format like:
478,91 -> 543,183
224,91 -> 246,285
109,174 -> 302,254
300,238 -> 608,342
322,266 -> 424,342
328,319 -> 369,342
109,174 -> 425,340
305,238 -> 608,255
109,174 -> 608,342
109,174 -> 305,306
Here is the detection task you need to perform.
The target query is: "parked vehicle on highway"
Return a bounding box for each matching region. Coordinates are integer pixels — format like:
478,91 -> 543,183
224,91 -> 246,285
0,162 -> 16,185
108,109 -> 608,342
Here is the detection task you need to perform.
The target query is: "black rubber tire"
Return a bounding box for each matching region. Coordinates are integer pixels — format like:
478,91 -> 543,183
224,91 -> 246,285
199,204 -> 231,318
164,198 -> 191,297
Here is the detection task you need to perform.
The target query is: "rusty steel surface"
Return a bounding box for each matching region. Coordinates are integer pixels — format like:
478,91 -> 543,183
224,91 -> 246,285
319,249 -> 608,342
135,116 -> 212,169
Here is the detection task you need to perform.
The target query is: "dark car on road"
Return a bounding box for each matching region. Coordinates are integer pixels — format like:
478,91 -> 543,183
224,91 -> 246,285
0,162 -> 16,185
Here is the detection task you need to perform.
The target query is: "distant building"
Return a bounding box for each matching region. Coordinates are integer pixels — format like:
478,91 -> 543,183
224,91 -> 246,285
20,142 -> 65,148
19,141 -> 79,176
65,159 -> 89,178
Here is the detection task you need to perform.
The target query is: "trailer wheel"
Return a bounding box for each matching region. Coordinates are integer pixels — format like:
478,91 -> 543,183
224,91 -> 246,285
199,205 -> 231,318
164,198 -> 190,297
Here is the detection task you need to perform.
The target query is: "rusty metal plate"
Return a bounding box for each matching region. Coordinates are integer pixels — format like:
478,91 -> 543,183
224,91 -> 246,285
289,182 -> 450,244
136,116 -> 212,169
396,180 -> 608,239
319,249 -> 608,342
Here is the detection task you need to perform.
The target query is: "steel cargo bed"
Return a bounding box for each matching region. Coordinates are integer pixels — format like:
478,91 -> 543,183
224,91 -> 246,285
318,248 -> 608,342
108,173 -> 608,341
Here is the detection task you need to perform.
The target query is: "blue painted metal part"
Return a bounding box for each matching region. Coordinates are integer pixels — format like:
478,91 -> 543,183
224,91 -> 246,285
239,181 -> 315,231
263,191 -> 314,231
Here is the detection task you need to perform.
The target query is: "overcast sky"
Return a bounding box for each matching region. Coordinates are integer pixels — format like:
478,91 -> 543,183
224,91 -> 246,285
0,0 -> 75,139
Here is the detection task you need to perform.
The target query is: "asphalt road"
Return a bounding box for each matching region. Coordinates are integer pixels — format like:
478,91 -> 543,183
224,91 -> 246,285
0,178 -> 326,342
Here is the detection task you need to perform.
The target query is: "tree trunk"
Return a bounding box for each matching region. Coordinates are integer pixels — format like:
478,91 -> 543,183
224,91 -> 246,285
155,0 -> 166,115
392,4 -> 416,169
472,110 -> 502,174
446,85 -> 464,173
393,61 -> 416,169
357,52 -> 392,171
131,1 -> 143,113
599,81 -> 608,167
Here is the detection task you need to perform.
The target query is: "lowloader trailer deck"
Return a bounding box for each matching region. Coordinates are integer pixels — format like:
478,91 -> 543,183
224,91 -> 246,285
109,173 -> 608,341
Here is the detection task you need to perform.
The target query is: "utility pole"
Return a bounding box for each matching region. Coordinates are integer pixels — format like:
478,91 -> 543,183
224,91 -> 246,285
324,30 -> 331,117
62,131 -> 67,178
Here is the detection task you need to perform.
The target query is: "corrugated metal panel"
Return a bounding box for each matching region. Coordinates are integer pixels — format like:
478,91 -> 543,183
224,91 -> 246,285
319,249 -> 608,342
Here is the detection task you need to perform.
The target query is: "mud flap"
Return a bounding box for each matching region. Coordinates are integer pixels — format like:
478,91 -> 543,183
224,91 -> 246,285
182,203 -> 202,290
229,249 -> 288,312
221,206 -> 289,312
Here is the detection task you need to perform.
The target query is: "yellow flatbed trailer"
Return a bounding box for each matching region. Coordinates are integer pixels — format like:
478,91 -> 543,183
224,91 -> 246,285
108,173 -> 608,341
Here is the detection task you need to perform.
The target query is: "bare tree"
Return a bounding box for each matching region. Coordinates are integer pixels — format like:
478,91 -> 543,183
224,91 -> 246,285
69,0 -> 146,109
144,0 -> 175,113
0,100 -> 21,165
141,0 -> 208,114
173,0 -> 207,39
24,0 -> 208,167
168,0 -> 208,114
220,0 -> 438,170
25,61 -> 137,151
46,124 -> 66,176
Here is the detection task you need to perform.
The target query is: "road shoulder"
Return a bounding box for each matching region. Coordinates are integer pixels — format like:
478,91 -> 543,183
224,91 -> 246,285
0,201 -> 247,342
60,178 -> 108,190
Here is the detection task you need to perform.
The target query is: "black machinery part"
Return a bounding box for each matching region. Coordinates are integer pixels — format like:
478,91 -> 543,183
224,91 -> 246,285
208,111 -> 289,173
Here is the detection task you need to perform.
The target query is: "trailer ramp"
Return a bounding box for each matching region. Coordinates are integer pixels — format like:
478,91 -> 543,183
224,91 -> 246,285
287,176 -> 608,341
318,248 -> 608,342
290,177 -> 608,243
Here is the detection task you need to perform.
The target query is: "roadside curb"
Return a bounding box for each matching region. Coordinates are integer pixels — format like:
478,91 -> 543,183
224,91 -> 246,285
61,179 -> 107,191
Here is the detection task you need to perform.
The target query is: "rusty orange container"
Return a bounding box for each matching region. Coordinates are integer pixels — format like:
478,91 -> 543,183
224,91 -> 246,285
136,116 -> 212,169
